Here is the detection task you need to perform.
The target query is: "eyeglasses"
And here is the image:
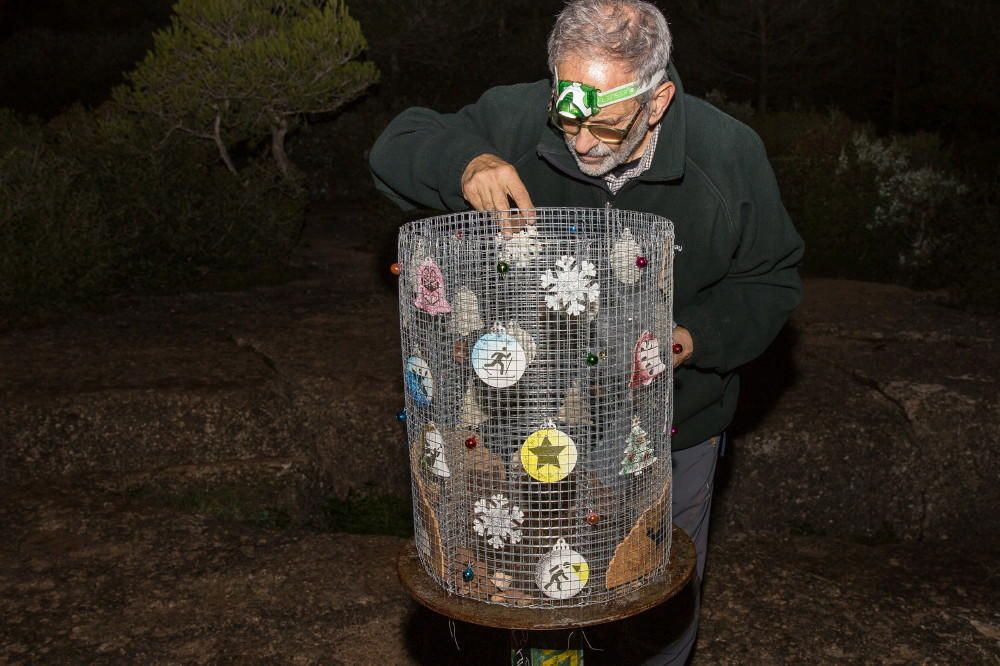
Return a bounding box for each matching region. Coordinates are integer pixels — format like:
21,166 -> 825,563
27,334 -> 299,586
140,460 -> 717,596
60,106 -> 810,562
548,104 -> 645,145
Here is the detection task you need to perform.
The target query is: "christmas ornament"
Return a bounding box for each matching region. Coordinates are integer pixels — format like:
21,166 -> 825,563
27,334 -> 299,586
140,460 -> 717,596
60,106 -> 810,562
473,494 -> 524,550
628,330 -> 667,388
557,381 -> 593,427
506,321 -> 537,366
457,384 -> 488,428
672,342 -> 683,355
606,477 -> 671,589
585,510 -> 600,525
454,547 -> 497,600
450,286 -> 484,336
635,256 -> 649,268
497,224 -> 542,267
535,538 -> 589,600
671,425 -> 678,436
497,261 -> 511,274
404,354 -> 434,406
520,423 -> 578,483
414,256 -> 452,315
420,423 -> 451,478
396,409 -> 407,422
462,565 -> 475,582
472,325 -> 528,389
541,255 -> 599,316
390,262 -> 401,276
619,415 -> 657,476
585,352 -> 599,367
464,435 -> 478,449
611,228 -> 642,285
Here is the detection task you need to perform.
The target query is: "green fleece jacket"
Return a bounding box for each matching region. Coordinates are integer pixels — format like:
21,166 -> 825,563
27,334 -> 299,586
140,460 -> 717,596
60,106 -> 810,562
369,67 -> 804,450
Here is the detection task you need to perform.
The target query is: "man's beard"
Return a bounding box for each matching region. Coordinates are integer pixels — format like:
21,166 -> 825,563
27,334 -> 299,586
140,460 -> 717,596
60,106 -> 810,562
565,105 -> 652,177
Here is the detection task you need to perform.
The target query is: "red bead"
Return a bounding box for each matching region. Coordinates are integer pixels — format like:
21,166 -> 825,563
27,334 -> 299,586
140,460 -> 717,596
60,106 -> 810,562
390,262 -> 401,276
670,426 -> 678,435
465,435 -> 478,449
585,511 -> 600,525
672,343 -> 683,354
635,256 -> 649,268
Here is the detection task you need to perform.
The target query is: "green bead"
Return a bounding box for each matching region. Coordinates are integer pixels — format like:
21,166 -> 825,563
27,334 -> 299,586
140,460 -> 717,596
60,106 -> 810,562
462,565 -> 474,582
586,352 -> 599,367
497,261 -> 510,274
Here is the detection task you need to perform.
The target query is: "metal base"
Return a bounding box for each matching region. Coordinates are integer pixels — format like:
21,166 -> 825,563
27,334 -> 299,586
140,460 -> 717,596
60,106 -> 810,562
397,525 -> 696,631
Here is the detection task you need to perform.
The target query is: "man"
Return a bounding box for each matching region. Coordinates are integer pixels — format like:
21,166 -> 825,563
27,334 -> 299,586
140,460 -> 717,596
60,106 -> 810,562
370,1 -> 803,662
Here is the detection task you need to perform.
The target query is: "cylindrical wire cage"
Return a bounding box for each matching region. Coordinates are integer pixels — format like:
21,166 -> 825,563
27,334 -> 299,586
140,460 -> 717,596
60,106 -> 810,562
398,207 -> 674,608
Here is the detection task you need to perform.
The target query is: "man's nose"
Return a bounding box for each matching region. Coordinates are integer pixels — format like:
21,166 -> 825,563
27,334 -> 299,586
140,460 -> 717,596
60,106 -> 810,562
574,128 -> 600,155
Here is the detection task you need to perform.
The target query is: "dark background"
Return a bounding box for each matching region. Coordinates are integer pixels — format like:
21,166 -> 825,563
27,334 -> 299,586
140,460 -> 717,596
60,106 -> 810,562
2,0 -> 998,169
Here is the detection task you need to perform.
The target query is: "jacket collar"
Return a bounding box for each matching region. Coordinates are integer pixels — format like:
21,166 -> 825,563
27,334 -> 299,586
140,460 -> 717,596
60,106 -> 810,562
536,63 -> 687,185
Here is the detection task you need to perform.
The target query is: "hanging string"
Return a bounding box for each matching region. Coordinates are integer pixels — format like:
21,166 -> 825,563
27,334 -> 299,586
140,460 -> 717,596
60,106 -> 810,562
448,618 -> 461,651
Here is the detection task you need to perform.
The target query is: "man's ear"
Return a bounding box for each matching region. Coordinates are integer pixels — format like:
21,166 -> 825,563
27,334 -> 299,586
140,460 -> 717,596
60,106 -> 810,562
648,81 -> 676,125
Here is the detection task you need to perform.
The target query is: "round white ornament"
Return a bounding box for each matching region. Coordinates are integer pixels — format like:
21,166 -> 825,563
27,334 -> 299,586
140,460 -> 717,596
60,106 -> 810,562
535,538 -> 589,599
471,330 -> 527,388
611,228 -> 643,285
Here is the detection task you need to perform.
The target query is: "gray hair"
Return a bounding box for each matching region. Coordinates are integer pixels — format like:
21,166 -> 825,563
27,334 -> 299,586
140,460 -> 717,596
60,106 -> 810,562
547,0 -> 672,95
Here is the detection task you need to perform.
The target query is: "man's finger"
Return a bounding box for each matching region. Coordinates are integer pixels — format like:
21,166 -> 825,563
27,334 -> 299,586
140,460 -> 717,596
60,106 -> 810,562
507,178 -> 534,214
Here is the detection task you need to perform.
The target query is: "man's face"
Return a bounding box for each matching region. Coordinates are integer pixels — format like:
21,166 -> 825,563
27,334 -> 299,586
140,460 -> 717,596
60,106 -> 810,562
555,56 -> 652,177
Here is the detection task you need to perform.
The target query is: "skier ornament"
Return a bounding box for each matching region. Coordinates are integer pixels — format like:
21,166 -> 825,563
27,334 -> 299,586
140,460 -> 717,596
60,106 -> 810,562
472,324 -> 528,389
535,538 -> 589,600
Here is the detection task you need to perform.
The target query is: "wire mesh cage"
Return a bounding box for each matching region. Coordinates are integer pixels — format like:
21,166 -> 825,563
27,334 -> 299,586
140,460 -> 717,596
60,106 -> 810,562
398,207 -> 674,608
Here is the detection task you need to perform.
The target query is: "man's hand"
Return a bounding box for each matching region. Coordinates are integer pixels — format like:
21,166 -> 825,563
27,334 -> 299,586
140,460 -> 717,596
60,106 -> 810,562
672,326 -> 694,368
461,153 -> 535,237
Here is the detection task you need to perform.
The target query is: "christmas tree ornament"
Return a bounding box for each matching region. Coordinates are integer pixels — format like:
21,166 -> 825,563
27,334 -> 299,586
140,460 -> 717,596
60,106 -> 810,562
635,256 -> 649,268
628,330 -> 667,388
414,256 -> 452,315
671,425 -> 678,436
473,494 -> 524,550
396,409 -> 407,422
619,415 -> 658,476
606,477 -> 671,589
472,325 -> 528,389
390,262 -> 401,276
520,423 -> 578,482
420,423 -> 451,478
404,354 -> 434,406
541,255 -> 599,316
557,381 -> 593,427
497,261 -> 511,274
453,548 -> 497,600
506,321 -> 537,366
535,538 -> 589,600
497,224 -> 542,267
585,352 -> 600,367
450,286 -> 484,336
672,342 -> 683,355
464,435 -> 478,449
457,385 -> 488,428
462,565 -> 475,582
585,510 -> 600,525
611,228 -> 643,284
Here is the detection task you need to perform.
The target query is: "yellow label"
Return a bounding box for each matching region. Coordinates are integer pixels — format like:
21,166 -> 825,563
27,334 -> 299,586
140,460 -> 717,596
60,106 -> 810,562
520,428 -> 577,483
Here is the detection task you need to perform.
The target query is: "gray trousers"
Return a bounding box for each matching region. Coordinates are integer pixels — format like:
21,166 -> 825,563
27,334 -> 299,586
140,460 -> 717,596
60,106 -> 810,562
640,434 -> 721,665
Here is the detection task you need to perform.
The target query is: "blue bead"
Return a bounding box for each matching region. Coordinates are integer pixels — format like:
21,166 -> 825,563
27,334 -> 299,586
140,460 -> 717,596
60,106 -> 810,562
396,409 -> 407,422
462,565 -> 474,582
568,224 -> 578,233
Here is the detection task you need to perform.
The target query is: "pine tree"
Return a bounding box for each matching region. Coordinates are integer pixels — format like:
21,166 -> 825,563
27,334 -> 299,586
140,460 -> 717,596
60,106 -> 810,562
116,0 -> 378,182
619,417 -> 657,476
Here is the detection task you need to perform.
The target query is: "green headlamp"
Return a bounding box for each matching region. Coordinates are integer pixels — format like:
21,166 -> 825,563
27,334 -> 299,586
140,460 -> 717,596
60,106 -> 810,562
554,69 -> 665,120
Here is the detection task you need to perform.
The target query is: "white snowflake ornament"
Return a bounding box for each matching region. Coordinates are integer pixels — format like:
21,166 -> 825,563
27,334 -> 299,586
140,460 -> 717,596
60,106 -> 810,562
497,225 -> 542,267
472,494 -> 524,550
540,255 -> 599,316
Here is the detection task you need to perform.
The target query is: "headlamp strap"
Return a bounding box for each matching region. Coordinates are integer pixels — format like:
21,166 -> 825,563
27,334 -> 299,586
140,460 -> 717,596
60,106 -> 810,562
554,69 -> 665,120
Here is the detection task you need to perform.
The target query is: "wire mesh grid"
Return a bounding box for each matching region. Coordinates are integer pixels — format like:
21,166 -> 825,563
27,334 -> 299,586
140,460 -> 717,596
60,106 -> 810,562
398,207 -> 674,608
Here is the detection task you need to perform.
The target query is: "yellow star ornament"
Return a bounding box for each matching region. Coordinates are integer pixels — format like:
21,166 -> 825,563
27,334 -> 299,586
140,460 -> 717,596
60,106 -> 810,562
520,427 -> 578,482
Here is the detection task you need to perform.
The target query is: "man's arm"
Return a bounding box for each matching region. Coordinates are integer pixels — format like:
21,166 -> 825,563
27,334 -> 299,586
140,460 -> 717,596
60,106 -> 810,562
675,133 -> 804,374
369,81 -> 549,212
